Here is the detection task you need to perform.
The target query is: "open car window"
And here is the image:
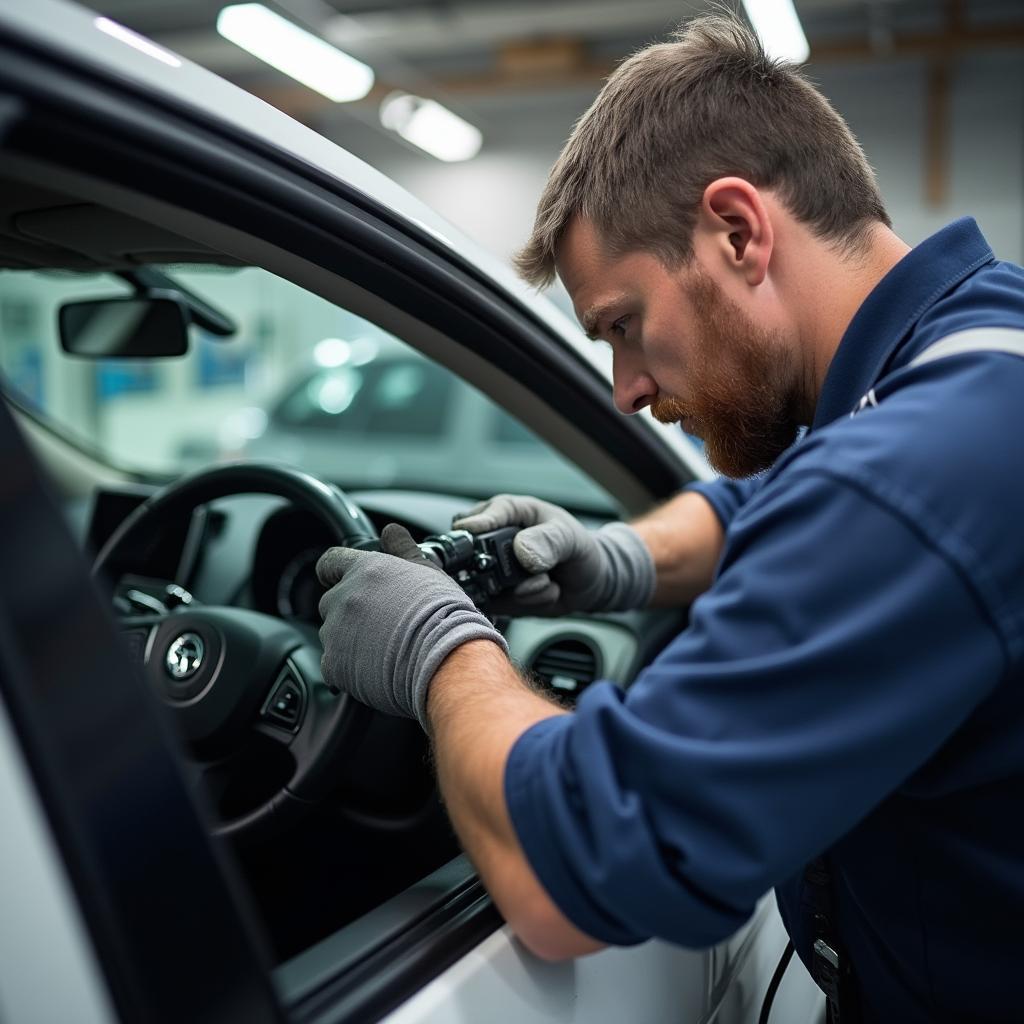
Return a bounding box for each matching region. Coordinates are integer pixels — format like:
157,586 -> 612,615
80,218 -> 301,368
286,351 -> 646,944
0,264 -> 616,513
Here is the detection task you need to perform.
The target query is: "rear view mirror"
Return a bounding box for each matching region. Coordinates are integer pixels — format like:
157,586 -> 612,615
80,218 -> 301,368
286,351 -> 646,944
59,296 -> 190,358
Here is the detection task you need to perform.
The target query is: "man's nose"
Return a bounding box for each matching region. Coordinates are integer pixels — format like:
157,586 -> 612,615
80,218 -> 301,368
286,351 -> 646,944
612,358 -> 658,415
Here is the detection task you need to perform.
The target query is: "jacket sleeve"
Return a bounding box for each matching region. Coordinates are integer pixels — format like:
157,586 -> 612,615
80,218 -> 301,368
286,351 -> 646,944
504,468 -> 1006,947
685,475 -> 764,530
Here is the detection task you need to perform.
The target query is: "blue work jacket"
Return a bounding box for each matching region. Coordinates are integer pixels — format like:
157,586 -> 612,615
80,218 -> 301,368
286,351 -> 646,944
504,218 -> 1024,1022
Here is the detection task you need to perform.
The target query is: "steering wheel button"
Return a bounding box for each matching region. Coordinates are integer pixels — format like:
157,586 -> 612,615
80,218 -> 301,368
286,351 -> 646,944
263,671 -> 305,729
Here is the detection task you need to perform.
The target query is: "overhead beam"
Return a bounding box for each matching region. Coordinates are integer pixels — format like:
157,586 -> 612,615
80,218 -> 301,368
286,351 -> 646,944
810,22 -> 1024,63
496,38 -> 588,77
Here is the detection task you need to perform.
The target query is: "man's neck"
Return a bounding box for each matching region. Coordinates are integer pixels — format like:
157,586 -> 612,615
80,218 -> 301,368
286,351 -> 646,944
800,223 -> 912,406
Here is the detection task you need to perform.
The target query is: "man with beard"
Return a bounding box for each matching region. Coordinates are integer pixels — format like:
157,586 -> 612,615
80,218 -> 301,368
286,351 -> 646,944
316,13 -> 1024,1022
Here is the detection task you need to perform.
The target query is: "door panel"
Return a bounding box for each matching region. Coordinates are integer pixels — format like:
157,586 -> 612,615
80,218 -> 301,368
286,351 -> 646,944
382,896 -> 823,1024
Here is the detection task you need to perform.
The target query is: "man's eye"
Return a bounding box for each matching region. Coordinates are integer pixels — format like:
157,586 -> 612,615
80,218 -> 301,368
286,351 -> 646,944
610,315 -> 630,337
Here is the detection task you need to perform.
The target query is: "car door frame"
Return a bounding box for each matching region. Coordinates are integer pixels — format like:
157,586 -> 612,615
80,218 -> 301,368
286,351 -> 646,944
0,20 -> 700,517
0,18 -> 745,1024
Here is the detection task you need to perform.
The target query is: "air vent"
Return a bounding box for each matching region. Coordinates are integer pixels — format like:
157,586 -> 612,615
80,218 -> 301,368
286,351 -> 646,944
530,638 -> 600,700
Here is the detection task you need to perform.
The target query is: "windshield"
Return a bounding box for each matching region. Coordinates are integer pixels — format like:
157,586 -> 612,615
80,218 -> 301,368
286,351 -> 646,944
0,264 -> 616,513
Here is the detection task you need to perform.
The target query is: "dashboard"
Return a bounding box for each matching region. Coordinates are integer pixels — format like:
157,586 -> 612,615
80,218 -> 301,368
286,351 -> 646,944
83,483 -> 686,702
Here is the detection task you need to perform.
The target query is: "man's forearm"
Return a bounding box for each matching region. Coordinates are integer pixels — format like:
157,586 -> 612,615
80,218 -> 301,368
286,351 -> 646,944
427,639 -> 604,960
420,492 -> 724,955
631,490 -> 724,606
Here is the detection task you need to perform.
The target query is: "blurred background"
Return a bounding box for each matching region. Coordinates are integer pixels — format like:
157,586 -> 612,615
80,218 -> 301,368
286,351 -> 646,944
88,0 -> 1024,274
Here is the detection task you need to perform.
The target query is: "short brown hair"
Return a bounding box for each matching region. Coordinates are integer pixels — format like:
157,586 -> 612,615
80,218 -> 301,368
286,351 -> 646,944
516,13 -> 890,287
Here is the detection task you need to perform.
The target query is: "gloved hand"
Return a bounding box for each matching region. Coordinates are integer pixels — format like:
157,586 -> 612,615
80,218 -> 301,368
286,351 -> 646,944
316,523 -> 508,730
452,494 -> 655,617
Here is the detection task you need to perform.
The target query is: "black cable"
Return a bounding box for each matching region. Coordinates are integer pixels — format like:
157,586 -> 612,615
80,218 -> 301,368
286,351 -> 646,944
758,940 -> 795,1024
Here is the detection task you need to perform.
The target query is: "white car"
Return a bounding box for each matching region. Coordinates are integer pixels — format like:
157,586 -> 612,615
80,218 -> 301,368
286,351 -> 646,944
230,341 -> 615,511
0,1 -> 822,1021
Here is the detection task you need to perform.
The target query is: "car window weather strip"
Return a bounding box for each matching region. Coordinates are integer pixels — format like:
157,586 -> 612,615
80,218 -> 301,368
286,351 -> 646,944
0,39 -> 692,506
287,875 -> 501,1024
0,396 -> 285,1024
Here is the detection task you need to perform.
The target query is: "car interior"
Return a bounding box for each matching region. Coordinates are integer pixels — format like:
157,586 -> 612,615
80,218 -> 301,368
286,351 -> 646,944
0,150 -> 695,977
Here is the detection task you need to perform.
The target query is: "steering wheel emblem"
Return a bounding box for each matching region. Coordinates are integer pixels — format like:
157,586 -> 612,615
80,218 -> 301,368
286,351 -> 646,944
165,632 -> 205,680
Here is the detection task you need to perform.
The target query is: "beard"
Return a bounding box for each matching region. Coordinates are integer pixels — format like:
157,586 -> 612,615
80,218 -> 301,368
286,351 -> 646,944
650,269 -> 802,478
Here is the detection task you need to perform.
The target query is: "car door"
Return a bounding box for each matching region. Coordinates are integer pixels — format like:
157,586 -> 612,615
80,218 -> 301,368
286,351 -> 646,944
0,4 -> 822,1022
0,378 -> 284,1024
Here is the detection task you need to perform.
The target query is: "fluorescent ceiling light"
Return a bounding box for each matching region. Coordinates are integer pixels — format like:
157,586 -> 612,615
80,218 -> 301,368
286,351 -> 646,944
94,17 -> 182,67
741,0 -> 810,63
380,93 -> 482,163
217,4 -> 374,102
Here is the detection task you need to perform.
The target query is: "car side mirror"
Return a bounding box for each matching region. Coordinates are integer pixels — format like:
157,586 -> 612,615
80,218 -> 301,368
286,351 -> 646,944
59,295 -> 190,358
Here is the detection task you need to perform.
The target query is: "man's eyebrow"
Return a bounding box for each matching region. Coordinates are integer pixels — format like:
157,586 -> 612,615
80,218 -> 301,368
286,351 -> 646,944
580,297 -> 626,340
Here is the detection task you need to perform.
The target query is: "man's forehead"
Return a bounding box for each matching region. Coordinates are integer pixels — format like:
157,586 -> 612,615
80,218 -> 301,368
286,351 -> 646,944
555,216 -> 607,285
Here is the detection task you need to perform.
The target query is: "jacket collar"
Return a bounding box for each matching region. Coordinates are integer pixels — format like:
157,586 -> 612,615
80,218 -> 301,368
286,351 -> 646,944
811,217 -> 994,430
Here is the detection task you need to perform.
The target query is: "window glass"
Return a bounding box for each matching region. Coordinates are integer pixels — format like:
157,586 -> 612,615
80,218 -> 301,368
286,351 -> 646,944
491,407 -> 543,445
0,265 -> 615,512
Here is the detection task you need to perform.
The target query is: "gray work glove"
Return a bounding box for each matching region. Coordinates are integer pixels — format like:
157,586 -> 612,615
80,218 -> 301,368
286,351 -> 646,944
452,494 -> 655,617
316,523 -> 508,730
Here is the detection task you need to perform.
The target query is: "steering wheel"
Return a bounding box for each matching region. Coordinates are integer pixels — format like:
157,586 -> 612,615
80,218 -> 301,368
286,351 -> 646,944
93,463 -> 379,843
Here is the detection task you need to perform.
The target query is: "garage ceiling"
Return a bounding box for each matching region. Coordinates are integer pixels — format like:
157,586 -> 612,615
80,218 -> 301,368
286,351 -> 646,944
86,0 -> 1024,164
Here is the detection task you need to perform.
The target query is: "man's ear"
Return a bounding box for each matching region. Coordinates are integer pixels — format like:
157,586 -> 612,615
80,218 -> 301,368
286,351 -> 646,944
697,177 -> 773,287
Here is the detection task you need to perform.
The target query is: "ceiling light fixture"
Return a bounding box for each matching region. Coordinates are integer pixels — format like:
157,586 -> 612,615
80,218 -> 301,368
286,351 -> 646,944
380,93 -> 483,163
216,4 -> 374,102
740,0 -> 810,63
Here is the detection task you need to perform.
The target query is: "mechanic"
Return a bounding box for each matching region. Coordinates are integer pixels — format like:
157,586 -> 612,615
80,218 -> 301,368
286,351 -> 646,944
316,14 -> 1024,1022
